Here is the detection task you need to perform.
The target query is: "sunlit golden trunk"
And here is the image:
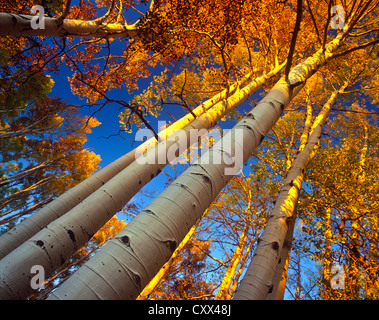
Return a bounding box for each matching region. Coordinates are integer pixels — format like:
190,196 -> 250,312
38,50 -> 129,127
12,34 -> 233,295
266,216 -> 295,300
0,69 -> 255,260
215,225 -> 250,300
266,102 -> 312,300
234,84 -> 347,300
321,207 -> 333,299
226,244 -> 251,299
215,195 -> 252,300
137,217 -> 200,300
44,33 -> 343,299
0,66 -> 284,300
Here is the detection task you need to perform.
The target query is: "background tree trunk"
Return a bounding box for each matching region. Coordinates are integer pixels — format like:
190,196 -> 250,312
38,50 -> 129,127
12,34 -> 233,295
234,84 -> 347,299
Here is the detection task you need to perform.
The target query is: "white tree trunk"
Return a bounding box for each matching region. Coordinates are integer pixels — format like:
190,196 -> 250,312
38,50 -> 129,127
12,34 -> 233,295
45,29 -> 351,300
234,84 -> 347,300
0,69 -> 256,260
266,101 -> 313,300
0,13 -> 139,38
265,213 -> 296,300
46,80 -> 300,299
0,66 -> 283,300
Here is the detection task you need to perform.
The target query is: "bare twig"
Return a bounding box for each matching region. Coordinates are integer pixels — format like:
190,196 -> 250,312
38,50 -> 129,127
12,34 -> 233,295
285,0 -> 303,81
322,0 -> 333,51
93,0 -> 116,25
330,38 -> 379,60
306,0 -> 322,46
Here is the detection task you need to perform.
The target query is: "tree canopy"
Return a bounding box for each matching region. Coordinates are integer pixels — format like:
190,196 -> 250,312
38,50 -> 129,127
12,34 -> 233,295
0,0 -> 378,301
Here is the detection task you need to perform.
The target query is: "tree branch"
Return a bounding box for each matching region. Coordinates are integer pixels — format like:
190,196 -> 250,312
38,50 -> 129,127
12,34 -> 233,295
322,0 -> 333,51
285,0 -> 303,81
56,0 -> 72,22
305,0 -> 322,46
330,38 -> 379,60
93,0 -> 116,25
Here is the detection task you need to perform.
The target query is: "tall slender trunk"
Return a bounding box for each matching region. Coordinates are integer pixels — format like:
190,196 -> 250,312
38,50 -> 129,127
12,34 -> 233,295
266,101 -> 313,300
45,31 -> 349,300
0,66 -> 283,300
0,70 -> 256,260
321,207 -> 333,299
234,83 -> 348,300
214,222 -> 251,300
226,242 -> 252,300
266,215 -> 296,300
215,187 -> 252,300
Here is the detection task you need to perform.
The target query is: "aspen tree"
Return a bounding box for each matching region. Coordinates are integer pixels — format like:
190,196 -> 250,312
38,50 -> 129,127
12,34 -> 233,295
46,26 -> 354,299
234,84 -> 349,299
215,175 -> 253,300
266,101 -> 313,300
0,68 -> 257,260
0,13 -> 141,39
0,65 -> 284,300
137,210 -> 207,300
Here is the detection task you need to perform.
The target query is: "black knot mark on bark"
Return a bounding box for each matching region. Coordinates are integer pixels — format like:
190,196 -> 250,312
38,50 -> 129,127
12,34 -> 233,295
133,273 -> 142,288
35,240 -> 44,247
166,240 -> 177,253
120,235 -> 130,247
289,180 -> 294,187
200,175 -> 211,184
271,241 -> 280,252
268,283 -> 274,294
67,230 -> 76,243
192,173 -> 211,185
244,113 -> 255,120
144,209 -> 156,216
11,15 -> 17,25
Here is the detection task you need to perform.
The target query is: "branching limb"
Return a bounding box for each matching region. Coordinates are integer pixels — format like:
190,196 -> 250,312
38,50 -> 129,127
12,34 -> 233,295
322,0 -> 333,51
330,38 -> 379,60
56,0 -> 72,22
93,0 -> 116,25
285,0 -> 303,81
305,0 -> 322,46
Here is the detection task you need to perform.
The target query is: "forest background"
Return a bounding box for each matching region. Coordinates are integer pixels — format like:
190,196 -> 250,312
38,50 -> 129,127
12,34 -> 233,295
0,0 -> 378,300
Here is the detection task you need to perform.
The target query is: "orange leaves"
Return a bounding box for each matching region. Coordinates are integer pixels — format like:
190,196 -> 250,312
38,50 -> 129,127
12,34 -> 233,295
68,40 -> 159,103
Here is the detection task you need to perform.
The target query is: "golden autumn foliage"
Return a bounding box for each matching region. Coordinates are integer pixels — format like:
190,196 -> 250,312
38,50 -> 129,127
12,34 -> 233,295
0,0 -> 378,301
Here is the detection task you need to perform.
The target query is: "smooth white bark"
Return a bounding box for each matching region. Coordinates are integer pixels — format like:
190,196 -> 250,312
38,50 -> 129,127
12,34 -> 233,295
0,70 -> 252,262
0,70 -> 256,260
0,67 -> 282,300
234,85 -> 347,300
46,29 -> 350,300
46,79 -> 303,299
